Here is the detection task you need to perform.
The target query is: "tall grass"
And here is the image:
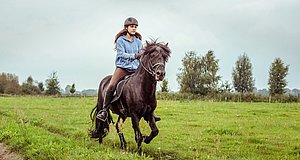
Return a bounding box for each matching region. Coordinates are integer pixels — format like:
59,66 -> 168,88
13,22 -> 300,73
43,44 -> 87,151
0,96 -> 299,159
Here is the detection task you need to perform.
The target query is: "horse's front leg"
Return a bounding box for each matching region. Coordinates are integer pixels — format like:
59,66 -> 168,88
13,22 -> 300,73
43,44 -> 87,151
131,113 -> 143,155
144,113 -> 159,144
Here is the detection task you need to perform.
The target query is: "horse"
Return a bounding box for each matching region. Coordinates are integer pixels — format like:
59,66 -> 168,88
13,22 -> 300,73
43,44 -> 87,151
90,40 -> 171,155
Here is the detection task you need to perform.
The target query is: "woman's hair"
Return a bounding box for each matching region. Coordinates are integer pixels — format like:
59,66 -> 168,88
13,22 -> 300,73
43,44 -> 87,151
114,28 -> 142,43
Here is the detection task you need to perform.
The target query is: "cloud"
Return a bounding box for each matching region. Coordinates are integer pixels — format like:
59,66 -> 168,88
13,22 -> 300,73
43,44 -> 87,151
1,0 -> 300,90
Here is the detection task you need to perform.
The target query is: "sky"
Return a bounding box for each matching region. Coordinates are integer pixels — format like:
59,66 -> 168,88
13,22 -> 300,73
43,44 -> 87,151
1,0 -> 300,92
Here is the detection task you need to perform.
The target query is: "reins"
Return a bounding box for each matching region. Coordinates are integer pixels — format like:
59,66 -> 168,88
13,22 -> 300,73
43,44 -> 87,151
139,56 -> 164,77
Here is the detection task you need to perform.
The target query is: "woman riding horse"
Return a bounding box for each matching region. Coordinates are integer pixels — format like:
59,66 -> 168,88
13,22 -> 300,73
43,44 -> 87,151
92,39 -> 171,155
96,17 -> 160,122
90,17 -> 171,155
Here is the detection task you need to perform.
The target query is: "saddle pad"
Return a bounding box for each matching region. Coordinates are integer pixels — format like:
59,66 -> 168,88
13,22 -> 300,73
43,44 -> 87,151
111,76 -> 130,103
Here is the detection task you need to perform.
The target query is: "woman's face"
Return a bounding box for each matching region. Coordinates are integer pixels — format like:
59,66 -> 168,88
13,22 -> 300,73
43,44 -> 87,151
126,25 -> 137,35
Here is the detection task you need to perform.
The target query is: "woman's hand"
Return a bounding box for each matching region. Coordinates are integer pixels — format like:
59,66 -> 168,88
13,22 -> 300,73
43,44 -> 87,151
135,53 -> 142,59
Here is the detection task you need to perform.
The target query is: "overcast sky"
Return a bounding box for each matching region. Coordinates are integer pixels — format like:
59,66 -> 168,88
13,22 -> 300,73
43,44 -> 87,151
1,0 -> 299,91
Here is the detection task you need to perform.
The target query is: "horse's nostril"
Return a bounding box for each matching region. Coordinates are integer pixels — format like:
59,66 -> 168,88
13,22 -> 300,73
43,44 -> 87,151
156,71 -> 160,76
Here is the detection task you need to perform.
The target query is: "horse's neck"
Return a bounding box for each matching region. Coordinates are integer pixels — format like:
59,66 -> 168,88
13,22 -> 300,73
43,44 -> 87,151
133,64 -> 157,96
141,75 -> 157,96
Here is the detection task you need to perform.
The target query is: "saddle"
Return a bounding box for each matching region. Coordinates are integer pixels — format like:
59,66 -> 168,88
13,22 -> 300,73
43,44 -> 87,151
111,75 -> 131,103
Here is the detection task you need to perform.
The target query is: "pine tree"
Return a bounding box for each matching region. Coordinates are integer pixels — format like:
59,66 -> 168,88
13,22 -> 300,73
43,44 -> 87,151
70,83 -> 76,95
232,53 -> 255,93
268,58 -> 289,96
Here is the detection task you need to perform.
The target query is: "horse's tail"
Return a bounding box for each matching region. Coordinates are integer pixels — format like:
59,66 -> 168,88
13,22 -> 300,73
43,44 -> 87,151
89,104 -> 100,139
89,102 -> 112,142
90,105 -> 97,122
89,76 -> 114,142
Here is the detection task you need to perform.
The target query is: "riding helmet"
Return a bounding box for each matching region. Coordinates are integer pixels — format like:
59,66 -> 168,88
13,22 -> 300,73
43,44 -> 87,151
124,17 -> 138,26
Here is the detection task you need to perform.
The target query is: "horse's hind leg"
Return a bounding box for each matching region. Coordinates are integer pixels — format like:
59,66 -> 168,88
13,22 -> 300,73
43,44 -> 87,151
116,116 -> 127,150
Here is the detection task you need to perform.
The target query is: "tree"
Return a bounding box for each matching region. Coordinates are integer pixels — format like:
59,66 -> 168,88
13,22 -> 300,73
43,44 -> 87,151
232,53 -> 255,93
70,83 -> 76,95
38,82 -> 44,92
177,51 -> 203,94
27,76 -> 33,85
45,71 -> 61,95
201,50 -> 221,94
0,72 -> 20,94
177,50 -> 221,95
268,58 -> 289,96
160,79 -> 169,92
21,76 -> 41,95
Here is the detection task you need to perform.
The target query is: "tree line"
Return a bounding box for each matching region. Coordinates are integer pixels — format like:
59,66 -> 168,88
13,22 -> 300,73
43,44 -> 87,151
158,50 -> 294,102
0,72 -> 75,96
1,50 -> 296,102
175,50 -> 289,96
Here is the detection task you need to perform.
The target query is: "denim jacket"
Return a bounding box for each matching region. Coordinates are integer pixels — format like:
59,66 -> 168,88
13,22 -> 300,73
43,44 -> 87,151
115,35 -> 142,72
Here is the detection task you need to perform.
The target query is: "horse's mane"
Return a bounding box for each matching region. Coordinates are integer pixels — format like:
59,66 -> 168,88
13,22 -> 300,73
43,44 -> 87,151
142,39 -> 171,62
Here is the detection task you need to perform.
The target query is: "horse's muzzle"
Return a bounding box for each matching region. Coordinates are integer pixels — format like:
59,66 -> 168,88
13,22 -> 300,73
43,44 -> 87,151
155,70 -> 165,81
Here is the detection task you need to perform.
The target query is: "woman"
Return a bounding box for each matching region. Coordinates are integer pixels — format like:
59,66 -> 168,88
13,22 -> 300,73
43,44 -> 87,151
96,17 -> 160,122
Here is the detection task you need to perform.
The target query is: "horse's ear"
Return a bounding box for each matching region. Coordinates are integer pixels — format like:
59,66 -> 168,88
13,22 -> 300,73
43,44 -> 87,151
146,40 -> 150,46
165,43 -> 168,47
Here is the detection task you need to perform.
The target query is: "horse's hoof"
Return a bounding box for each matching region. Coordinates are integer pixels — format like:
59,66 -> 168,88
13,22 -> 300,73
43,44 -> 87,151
98,138 -> 103,143
90,130 -> 100,138
138,150 -> 142,156
121,145 -> 127,151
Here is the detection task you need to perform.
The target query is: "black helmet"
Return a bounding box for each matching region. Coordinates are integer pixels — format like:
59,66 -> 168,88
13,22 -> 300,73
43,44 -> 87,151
124,17 -> 138,26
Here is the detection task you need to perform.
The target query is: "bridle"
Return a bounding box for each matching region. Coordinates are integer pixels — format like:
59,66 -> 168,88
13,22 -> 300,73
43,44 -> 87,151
139,55 -> 165,77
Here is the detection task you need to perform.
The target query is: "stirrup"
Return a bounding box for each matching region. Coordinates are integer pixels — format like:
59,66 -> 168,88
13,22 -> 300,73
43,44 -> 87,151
96,110 -> 108,121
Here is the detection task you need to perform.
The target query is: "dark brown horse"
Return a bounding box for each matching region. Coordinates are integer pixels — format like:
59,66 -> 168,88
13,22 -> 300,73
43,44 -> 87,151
91,40 -> 171,155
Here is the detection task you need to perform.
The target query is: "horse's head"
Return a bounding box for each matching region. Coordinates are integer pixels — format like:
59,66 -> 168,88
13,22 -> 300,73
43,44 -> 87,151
141,40 -> 171,81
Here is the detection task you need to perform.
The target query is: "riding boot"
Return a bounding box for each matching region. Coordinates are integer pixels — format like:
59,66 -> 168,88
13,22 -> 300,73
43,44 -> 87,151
96,88 -> 115,121
153,113 -> 161,122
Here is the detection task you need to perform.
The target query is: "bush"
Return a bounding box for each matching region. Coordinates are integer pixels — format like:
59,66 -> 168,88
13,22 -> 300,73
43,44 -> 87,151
269,94 -> 299,103
156,92 -> 299,103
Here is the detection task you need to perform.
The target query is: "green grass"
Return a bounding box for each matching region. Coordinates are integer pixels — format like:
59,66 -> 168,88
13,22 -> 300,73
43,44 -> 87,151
0,96 -> 299,159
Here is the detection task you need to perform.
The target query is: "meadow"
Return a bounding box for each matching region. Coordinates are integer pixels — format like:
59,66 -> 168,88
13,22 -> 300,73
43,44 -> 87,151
0,96 -> 299,159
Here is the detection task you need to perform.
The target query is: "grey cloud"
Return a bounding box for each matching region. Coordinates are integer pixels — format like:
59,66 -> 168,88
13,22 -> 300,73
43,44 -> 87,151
1,0 -> 299,90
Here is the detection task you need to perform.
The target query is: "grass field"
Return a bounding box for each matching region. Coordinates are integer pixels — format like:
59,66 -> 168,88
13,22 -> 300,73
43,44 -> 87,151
0,96 -> 299,159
